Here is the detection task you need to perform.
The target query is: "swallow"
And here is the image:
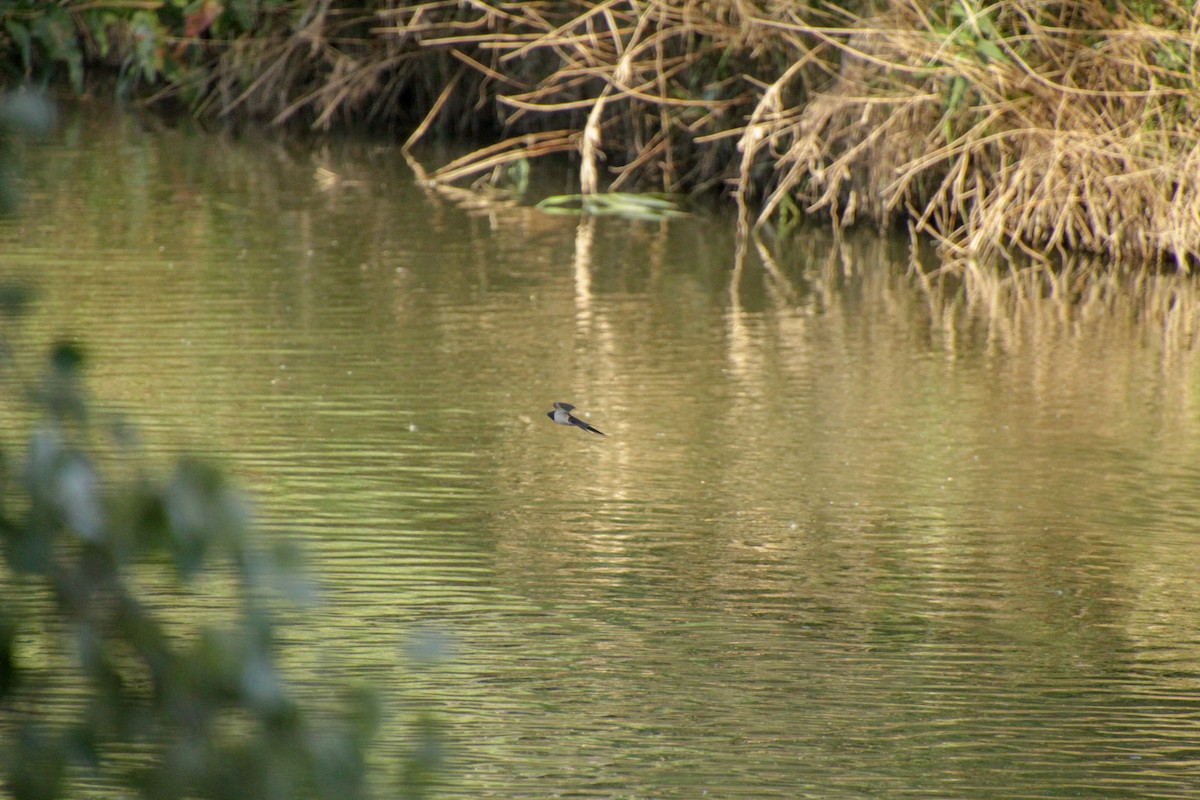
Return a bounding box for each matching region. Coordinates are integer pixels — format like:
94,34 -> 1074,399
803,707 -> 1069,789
547,402 -> 605,436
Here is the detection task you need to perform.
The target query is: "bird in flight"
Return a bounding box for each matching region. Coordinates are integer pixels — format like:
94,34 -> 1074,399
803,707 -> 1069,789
547,402 -> 605,436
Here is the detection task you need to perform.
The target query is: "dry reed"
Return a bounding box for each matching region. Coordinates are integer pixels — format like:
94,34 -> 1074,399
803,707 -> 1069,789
752,1 -> 1200,269
165,0 -> 1200,268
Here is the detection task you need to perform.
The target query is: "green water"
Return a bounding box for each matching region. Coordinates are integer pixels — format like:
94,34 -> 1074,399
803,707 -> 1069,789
3,106 -> 1200,798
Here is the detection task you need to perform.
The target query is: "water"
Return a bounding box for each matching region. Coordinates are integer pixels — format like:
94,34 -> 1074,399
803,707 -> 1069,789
3,106 -> 1200,798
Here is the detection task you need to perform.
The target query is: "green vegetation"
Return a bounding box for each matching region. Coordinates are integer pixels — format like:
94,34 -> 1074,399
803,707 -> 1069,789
0,88 -> 53,213
1,1 -> 1199,264
0,297 -> 439,799
537,193 -> 687,221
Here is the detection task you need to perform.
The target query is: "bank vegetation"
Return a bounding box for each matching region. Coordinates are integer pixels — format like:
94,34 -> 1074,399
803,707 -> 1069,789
4,0 -> 1200,269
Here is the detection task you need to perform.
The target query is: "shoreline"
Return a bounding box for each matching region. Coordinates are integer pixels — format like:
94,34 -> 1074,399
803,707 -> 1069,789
3,1 -> 1199,269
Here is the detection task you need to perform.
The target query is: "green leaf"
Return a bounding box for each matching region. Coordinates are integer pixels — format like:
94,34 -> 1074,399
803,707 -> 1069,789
55,453 -> 104,542
163,458 -> 249,578
537,192 -> 687,220
3,19 -> 31,72
39,342 -> 88,422
946,75 -> 968,115
976,39 -> 1006,65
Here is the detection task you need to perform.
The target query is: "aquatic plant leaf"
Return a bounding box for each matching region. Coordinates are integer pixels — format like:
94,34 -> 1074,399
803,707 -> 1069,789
537,192 -> 686,220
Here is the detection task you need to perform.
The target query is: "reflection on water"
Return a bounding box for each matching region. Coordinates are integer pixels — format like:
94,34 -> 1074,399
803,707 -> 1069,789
3,106 -> 1200,798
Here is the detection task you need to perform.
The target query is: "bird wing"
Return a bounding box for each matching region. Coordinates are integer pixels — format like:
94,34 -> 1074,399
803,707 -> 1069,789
553,402 -> 576,412
579,420 -> 605,435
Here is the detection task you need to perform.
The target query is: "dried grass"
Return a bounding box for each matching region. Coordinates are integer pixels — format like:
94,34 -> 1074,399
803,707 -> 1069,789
752,0 -> 1200,269
167,0 -> 1200,268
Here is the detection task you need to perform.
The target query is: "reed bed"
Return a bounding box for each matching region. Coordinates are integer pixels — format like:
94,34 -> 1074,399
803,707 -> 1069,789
130,1 -> 1200,267
754,1 -> 1200,270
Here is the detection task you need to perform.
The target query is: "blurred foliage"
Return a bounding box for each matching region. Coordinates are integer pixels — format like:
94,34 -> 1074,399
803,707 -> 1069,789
0,296 -> 441,799
0,0 -> 284,98
0,88 -> 53,214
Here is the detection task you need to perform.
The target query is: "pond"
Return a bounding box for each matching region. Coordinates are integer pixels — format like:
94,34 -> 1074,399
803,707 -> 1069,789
3,105 -> 1200,798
